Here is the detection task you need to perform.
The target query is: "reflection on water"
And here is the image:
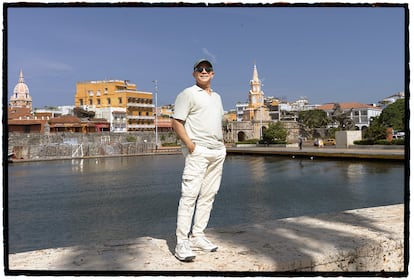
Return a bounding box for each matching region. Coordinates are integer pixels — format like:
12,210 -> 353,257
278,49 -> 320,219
8,155 -> 404,253
248,157 -> 266,183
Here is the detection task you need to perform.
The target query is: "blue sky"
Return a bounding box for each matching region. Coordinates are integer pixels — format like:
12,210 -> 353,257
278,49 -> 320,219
6,4 -> 406,111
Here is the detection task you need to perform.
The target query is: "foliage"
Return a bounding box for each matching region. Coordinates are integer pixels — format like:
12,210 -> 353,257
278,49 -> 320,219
162,142 -> 180,147
392,138 -> 405,145
262,122 -> 287,143
354,138 -> 404,145
327,127 -> 340,139
298,109 -> 329,129
126,135 -> 136,142
236,139 -> 259,144
365,99 -> 405,140
354,139 -> 375,145
364,116 -> 387,140
379,99 -> 405,131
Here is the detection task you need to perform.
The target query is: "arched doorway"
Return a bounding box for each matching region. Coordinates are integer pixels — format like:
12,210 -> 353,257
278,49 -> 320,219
238,131 -> 247,142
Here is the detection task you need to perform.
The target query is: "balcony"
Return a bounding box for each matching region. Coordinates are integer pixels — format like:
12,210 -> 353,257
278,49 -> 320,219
127,103 -> 154,108
127,115 -> 155,120
127,124 -> 155,129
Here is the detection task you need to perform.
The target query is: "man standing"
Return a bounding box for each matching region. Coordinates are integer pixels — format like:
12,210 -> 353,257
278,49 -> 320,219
172,59 -> 227,262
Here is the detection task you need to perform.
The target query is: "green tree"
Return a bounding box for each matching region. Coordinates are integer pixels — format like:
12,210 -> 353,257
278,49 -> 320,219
379,99 -> 405,131
365,99 -> 405,140
365,116 -> 387,140
262,122 -> 287,143
298,109 -> 329,128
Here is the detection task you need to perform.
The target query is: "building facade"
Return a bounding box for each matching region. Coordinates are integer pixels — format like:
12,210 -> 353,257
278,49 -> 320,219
317,102 -> 382,131
224,64 -> 283,143
74,80 -> 154,132
9,70 -> 33,111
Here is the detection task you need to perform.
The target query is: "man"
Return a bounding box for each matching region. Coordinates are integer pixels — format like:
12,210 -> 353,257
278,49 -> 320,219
172,59 -> 227,262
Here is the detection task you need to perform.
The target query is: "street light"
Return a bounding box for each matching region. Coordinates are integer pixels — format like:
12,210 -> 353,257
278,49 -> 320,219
152,80 -> 158,150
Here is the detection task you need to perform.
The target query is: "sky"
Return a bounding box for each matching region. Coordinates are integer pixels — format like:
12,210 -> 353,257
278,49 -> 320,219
5,2 -> 407,111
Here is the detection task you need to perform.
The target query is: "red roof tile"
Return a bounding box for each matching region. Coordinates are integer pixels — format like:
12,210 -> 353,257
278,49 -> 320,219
316,102 -> 380,110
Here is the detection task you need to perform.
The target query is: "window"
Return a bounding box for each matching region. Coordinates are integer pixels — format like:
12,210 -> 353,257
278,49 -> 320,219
89,99 -> 93,105
97,99 -> 101,105
88,90 -> 94,97
118,97 -> 122,104
79,99 -> 83,106
104,88 -> 108,94
107,98 -> 111,105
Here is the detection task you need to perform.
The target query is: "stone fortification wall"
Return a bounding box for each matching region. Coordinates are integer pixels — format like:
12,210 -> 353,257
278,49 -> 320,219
8,132 -> 177,161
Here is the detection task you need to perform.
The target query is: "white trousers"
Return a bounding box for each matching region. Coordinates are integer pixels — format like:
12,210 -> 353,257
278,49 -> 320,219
176,145 -> 226,242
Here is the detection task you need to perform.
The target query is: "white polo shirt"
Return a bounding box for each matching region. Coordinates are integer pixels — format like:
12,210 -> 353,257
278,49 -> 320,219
173,85 -> 224,149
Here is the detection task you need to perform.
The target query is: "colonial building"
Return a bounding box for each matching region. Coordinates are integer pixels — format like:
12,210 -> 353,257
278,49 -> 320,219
242,64 -> 271,122
8,70 -> 47,133
317,102 -> 382,131
74,79 -> 154,132
223,63 -> 296,143
9,70 -> 33,111
8,71 -> 109,134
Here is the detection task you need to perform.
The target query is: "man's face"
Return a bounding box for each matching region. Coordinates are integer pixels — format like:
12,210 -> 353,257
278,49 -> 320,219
193,62 -> 214,85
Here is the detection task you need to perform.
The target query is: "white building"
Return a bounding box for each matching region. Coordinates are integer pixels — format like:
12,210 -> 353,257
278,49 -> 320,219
317,102 -> 382,130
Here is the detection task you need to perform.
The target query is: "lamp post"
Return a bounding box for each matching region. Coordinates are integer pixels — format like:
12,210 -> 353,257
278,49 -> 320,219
152,80 -> 158,150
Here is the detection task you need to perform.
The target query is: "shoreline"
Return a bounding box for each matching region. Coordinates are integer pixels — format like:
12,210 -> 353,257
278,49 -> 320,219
8,145 -> 405,163
7,204 -> 405,274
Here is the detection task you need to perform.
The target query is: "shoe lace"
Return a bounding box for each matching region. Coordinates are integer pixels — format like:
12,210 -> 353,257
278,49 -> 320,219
197,236 -> 212,246
180,240 -> 191,251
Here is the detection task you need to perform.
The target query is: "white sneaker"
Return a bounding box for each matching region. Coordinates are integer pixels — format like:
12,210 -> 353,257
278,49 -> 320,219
174,240 -> 196,262
190,236 -> 218,252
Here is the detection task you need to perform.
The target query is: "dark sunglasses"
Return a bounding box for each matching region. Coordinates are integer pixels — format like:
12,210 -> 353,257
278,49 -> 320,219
194,66 -> 213,73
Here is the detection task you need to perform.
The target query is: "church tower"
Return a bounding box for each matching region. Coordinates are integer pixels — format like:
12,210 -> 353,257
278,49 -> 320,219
243,63 -> 269,122
9,70 -> 33,111
249,63 -> 264,108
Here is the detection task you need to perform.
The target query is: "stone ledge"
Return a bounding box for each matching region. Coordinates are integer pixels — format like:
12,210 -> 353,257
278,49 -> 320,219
7,204 -> 405,274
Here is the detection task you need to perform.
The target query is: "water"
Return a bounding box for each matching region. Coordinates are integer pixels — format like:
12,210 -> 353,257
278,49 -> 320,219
7,154 -> 405,254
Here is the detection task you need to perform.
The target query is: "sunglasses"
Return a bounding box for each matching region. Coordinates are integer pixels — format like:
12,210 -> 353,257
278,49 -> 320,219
194,66 -> 213,73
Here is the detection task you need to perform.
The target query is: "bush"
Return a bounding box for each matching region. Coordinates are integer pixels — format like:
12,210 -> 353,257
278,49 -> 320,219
375,139 -> 392,145
391,138 -> 405,145
162,142 -> 180,147
126,135 -> 136,142
354,139 -> 375,145
259,139 -> 287,145
354,138 -> 404,145
236,139 -> 260,145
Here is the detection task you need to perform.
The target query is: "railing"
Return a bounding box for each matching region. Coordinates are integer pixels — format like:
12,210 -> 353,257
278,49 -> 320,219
72,144 -> 84,157
127,124 -> 155,129
127,103 -> 154,108
127,115 -> 155,120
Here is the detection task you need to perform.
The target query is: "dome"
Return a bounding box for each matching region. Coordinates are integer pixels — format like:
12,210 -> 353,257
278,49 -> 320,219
10,70 -> 32,102
9,70 -> 32,110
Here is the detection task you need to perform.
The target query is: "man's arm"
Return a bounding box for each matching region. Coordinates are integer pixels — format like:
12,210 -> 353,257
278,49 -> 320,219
172,118 -> 196,153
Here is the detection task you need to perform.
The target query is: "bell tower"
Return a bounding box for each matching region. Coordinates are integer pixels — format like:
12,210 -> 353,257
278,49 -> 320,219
243,63 -> 268,121
249,63 -> 264,108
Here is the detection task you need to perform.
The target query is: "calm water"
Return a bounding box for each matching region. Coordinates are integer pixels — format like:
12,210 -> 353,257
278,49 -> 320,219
7,154 -> 405,254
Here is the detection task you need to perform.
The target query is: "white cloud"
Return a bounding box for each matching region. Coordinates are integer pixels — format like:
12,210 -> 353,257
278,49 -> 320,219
202,48 -> 217,64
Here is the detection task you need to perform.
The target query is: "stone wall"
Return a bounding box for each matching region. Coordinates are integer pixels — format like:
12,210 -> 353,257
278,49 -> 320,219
8,132 -> 178,160
224,120 -> 300,143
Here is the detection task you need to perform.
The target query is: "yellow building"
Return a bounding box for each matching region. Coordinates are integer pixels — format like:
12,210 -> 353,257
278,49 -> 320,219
243,64 -> 270,122
74,79 -> 154,131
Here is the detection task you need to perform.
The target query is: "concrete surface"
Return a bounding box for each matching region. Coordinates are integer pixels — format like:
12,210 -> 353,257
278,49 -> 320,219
7,204 -> 405,274
226,146 -> 405,161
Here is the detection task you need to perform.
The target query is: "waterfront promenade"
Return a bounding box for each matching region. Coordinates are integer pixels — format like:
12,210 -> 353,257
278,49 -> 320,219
9,144 -> 405,163
7,145 -> 406,274
226,145 -> 405,161
7,204 -> 405,274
